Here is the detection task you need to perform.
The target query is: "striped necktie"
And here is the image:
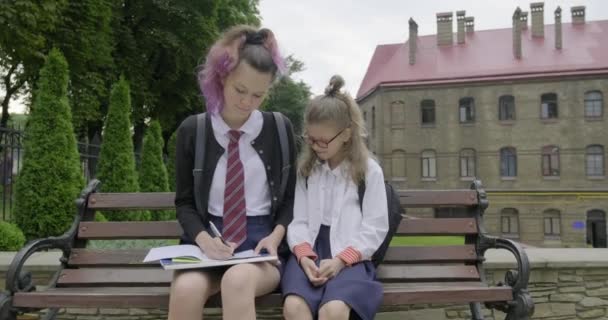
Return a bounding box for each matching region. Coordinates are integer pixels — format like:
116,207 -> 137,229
222,130 -> 247,246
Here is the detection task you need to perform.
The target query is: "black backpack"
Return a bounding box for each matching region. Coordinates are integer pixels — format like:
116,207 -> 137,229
306,178 -> 404,267
357,181 -> 404,267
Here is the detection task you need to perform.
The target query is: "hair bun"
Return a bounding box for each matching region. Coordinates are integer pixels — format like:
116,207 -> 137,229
245,30 -> 266,45
324,75 -> 345,96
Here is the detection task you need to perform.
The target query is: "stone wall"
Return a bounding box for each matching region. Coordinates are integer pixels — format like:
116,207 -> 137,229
2,249 -> 608,319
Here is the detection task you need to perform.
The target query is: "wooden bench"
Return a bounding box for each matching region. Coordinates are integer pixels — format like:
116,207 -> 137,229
1,179 -> 534,320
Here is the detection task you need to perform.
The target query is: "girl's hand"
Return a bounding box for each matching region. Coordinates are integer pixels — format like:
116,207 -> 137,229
254,233 -> 282,257
300,257 -> 327,286
318,257 -> 346,279
195,231 -> 235,260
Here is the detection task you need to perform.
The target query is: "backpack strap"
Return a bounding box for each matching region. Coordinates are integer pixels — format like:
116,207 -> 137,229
272,112 -> 290,206
193,113 -> 207,216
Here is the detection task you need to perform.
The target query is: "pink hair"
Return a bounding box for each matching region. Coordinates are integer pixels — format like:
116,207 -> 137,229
198,27 -> 286,114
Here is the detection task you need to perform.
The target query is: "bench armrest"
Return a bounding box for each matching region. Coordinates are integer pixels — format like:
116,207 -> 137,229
5,224 -> 76,293
479,236 -> 530,292
479,235 -> 535,319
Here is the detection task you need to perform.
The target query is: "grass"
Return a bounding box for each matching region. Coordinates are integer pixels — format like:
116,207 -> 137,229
390,236 -> 464,246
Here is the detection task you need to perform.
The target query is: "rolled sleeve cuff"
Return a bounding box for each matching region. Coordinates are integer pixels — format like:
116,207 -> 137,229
337,246 -> 362,266
294,242 -> 317,263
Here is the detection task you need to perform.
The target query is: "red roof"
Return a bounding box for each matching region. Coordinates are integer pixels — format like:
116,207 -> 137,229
357,20 -> 608,100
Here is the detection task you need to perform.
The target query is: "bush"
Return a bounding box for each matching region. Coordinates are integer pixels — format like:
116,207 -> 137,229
95,77 -> 148,221
0,221 -> 26,251
13,49 -> 85,241
138,121 -> 172,220
166,130 -> 177,192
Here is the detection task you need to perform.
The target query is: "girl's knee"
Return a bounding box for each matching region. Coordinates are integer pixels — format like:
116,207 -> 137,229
319,300 -> 349,320
220,265 -> 255,294
172,271 -> 215,298
283,295 -> 311,319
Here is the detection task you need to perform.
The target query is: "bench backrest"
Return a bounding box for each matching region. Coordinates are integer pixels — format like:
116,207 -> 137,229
59,180 -> 488,291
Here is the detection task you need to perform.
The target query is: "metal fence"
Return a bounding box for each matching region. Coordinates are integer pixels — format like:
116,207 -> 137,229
0,127 -> 108,221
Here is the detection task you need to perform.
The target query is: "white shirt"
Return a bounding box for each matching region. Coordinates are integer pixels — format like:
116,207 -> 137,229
287,158 -> 389,260
208,110 -> 271,217
320,163 -> 345,225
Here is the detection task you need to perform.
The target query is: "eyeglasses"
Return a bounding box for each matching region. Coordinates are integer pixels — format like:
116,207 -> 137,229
302,129 -> 345,149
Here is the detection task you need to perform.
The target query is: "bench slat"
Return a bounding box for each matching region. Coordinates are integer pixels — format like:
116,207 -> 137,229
396,218 -> 477,235
68,245 -> 478,267
78,218 -> 478,239
88,193 -> 176,209
399,190 -> 478,207
56,265 -> 479,286
377,265 -> 479,282
78,222 -> 182,239
86,190 -> 478,210
13,284 -> 511,308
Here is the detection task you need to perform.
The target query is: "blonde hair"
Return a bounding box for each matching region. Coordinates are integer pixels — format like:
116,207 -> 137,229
298,75 -> 370,184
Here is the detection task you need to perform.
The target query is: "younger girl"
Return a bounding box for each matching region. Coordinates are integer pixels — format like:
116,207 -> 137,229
170,25 -> 296,320
282,76 -> 389,320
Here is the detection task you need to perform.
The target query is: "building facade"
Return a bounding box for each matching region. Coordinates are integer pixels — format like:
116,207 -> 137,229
357,3 -> 607,248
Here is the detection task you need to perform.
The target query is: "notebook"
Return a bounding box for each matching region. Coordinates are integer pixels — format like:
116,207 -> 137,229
143,244 -> 278,270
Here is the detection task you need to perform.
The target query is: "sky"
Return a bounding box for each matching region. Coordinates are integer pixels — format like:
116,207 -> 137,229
259,0 -> 608,97
4,0 -> 607,114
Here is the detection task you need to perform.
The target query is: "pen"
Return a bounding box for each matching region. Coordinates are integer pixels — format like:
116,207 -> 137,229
209,221 -> 230,247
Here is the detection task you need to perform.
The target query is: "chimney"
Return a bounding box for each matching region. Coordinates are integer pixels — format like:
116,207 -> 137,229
409,18 -> 418,65
436,12 -> 453,46
513,7 -> 522,59
465,17 -> 475,33
571,6 -> 585,24
521,11 -> 529,30
530,2 -> 544,38
457,11 -> 466,44
555,7 -> 562,50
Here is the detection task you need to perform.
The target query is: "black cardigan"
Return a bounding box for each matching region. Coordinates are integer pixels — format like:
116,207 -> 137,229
174,111 -> 297,247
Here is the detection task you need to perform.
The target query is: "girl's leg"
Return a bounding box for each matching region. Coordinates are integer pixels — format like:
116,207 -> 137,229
168,269 -> 221,320
220,262 -> 280,320
318,300 -> 351,320
283,295 -> 314,320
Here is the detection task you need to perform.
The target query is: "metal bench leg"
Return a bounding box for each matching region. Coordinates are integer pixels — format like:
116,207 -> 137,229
41,308 -> 59,320
469,302 -> 484,320
0,292 -> 17,320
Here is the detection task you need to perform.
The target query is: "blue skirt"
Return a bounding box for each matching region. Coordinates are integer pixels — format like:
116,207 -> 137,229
180,215 -> 284,274
281,225 -> 383,320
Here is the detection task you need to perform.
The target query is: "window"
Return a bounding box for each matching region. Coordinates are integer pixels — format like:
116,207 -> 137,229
501,208 -> 519,238
585,91 -> 603,118
421,100 -> 436,125
586,145 -> 605,177
499,95 -> 516,120
459,97 -> 475,123
391,150 -> 407,179
543,210 -> 561,238
542,145 -> 560,176
421,150 -> 436,178
541,93 -> 558,119
460,149 -> 476,177
500,147 -> 517,177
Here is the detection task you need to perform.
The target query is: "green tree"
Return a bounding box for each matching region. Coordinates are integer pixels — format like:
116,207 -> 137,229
50,0 -> 115,140
0,1 -> 68,128
13,49 -> 84,241
139,120 -> 172,220
166,130 -> 178,192
96,77 -> 148,221
262,56 -> 311,135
